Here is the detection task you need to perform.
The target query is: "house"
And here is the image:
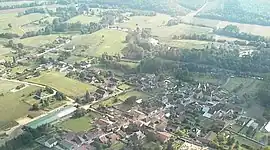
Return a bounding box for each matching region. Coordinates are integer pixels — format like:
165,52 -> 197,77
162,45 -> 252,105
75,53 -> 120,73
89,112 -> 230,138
155,132 -> 172,143
95,89 -> 108,99
265,121 -> 270,132
58,140 -> 76,150
106,133 -> 120,143
36,136 -> 58,148
99,135 -> 109,144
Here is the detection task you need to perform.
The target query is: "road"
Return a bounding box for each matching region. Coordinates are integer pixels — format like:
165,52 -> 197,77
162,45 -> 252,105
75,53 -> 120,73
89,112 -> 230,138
180,0 -> 208,23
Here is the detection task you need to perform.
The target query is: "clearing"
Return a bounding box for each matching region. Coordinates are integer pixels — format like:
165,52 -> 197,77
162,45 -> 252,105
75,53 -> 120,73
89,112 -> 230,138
0,86 -> 40,130
28,71 -> 97,97
67,15 -> 100,24
70,29 -> 127,56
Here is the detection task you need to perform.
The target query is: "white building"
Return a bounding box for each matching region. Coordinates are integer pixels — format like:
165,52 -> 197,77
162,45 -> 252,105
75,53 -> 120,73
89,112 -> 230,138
265,121 -> 270,132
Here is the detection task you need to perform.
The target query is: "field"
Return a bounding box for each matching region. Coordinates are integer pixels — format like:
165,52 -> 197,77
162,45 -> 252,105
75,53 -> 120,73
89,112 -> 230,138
67,15 -> 100,24
70,29 -> 127,56
0,13 -> 47,35
0,80 -> 20,94
233,135 -> 264,150
221,77 -> 255,92
161,39 -> 209,49
58,112 -> 101,132
118,61 -> 138,68
58,116 -> 93,132
193,73 -> 221,85
28,71 -> 97,97
0,1 -> 34,7
118,90 -> 149,101
117,84 -> 132,90
15,34 -> 61,47
0,86 -> 40,130
0,45 -> 12,56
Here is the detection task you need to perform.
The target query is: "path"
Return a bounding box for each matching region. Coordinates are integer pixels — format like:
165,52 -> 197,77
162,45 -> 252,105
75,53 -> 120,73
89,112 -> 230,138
180,0 -> 209,23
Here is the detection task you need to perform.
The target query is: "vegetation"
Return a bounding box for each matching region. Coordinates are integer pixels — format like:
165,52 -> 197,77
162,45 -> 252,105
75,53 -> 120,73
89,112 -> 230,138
28,72 -> 97,97
59,115 -> 93,132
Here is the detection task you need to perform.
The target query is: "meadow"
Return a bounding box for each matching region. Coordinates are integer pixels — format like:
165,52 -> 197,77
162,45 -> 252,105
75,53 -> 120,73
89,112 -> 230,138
70,29 -> 127,56
0,85 -> 40,130
0,80 -> 20,94
66,15 -> 101,24
0,13 -> 47,35
15,34 -> 60,47
58,116 -> 94,132
28,72 -> 97,97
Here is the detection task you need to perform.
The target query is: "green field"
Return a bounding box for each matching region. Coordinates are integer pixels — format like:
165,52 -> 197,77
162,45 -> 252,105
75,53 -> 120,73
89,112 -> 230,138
58,116 -> 93,132
0,13 -> 47,35
118,84 -> 132,90
0,1 -> 34,7
67,15 -> 100,24
15,35 -> 60,47
0,86 -> 40,130
0,80 -> 20,94
162,39 -> 209,49
118,61 -> 138,68
28,72 -> 97,97
193,73 -> 221,84
0,45 -> 12,56
118,90 -> 149,101
70,29 -> 127,56
222,77 -> 256,92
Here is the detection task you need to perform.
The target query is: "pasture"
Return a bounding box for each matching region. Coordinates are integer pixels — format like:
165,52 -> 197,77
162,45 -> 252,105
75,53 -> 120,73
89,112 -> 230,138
28,71 -> 97,97
0,86 -> 40,130
70,29 -> 127,56
0,13 -> 47,35
15,35 -> 60,47
221,77 -> 256,93
67,15 -> 100,24
118,61 -> 138,68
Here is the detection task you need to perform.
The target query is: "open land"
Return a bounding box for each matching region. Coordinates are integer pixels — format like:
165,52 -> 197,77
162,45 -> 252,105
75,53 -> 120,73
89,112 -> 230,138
58,116 -> 94,132
66,15 -> 101,24
70,29 -> 127,56
15,35 -> 61,47
28,71 -> 97,97
0,85 -> 40,130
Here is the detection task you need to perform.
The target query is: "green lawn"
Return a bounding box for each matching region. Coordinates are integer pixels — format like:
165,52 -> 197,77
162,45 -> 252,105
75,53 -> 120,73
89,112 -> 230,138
58,116 -> 93,132
70,29 -> 127,56
67,15 -> 101,24
0,80 -> 20,94
28,71 -> 97,97
118,90 -> 149,101
118,61 -> 138,68
117,84 -> 132,90
0,86 -> 40,130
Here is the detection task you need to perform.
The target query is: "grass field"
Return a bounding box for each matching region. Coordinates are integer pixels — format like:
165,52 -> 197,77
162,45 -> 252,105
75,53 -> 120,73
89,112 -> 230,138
193,73 -> 220,84
0,45 -> 12,56
118,61 -> 138,68
0,86 -> 40,130
0,80 -> 20,94
118,90 -> 149,101
15,35 -> 60,47
28,71 -> 97,97
0,13 -> 47,35
234,134 -> 264,150
221,77 -> 255,92
161,39 -> 209,49
0,1 -> 34,7
58,116 -> 93,132
118,84 -> 132,90
70,29 -> 127,56
109,142 -> 125,150
67,15 -> 100,24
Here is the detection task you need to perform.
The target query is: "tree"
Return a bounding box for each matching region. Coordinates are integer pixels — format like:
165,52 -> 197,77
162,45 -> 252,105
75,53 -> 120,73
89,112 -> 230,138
73,108 -> 86,118
8,23 -> 12,28
18,43 -> 24,49
32,103 -> 39,111
85,90 -> 91,102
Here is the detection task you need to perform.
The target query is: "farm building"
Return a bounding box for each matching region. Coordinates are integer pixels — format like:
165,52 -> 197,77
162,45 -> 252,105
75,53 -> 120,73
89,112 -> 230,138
26,106 -> 77,129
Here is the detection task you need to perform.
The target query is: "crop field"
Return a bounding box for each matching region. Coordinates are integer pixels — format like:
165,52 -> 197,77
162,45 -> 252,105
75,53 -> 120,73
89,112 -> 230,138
15,35 -> 60,47
0,86 -> 40,130
0,13 -> 47,35
67,15 -> 101,24
28,72 -> 97,97
70,29 -> 127,56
